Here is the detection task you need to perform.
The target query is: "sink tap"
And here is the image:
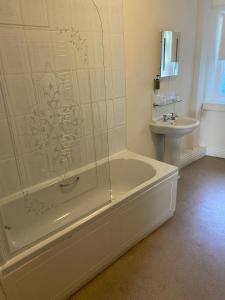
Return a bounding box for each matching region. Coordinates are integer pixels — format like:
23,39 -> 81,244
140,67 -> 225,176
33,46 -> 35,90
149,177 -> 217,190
163,113 -> 178,122
171,113 -> 178,120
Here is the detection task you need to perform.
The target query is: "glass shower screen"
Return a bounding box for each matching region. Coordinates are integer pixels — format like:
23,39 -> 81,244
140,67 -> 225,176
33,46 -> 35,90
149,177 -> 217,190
0,0 -> 111,259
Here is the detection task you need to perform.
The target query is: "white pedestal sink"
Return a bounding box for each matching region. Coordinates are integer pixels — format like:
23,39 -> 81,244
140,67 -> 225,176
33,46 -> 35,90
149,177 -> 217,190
150,117 -> 200,166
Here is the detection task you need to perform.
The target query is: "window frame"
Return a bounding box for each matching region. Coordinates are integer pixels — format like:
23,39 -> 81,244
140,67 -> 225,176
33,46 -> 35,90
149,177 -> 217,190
205,6 -> 225,104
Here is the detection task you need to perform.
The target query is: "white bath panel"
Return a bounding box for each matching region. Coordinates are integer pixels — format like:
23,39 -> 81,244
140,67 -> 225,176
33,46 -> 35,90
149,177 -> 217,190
2,216 -> 113,300
119,182 -> 174,249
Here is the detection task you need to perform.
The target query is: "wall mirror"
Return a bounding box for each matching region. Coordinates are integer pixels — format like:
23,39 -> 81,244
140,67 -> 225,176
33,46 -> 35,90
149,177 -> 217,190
160,31 -> 181,78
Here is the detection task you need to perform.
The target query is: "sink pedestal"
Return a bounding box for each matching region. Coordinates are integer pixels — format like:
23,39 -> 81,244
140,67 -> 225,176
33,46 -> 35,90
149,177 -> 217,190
150,116 -> 200,167
163,135 -> 181,166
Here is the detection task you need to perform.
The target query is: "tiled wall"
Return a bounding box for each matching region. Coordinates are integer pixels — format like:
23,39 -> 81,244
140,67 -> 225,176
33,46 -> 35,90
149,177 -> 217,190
0,0 -> 126,199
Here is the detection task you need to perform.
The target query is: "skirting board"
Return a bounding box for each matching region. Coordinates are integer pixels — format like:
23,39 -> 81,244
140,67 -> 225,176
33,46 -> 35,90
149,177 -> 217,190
180,146 -> 206,168
207,148 -> 225,159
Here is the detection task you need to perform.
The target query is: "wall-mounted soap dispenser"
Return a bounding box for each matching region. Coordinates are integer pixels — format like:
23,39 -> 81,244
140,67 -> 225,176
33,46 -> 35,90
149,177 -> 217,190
152,74 -> 181,108
153,75 -> 162,106
154,75 -> 161,94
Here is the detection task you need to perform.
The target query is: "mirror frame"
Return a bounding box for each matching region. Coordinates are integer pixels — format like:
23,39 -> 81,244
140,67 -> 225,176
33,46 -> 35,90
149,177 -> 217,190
160,31 -> 181,78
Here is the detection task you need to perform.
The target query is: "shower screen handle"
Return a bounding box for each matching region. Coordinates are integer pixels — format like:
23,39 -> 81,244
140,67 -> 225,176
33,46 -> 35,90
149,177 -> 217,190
60,176 -> 80,188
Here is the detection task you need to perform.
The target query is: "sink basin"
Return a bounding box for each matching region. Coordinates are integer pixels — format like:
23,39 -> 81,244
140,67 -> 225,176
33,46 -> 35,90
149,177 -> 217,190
150,117 -> 200,167
150,117 -> 200,136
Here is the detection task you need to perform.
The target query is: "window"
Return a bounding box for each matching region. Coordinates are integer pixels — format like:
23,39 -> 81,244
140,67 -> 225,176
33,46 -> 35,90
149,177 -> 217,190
206,7 -> 225,103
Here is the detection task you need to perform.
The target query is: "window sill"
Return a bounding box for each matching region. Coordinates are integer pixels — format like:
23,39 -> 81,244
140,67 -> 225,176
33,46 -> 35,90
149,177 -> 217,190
202,103 -> 225,112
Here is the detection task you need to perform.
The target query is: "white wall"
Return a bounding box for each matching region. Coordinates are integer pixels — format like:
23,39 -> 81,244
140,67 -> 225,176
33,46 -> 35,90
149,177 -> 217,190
196,0 -> 225,157
123,0 -> 198,157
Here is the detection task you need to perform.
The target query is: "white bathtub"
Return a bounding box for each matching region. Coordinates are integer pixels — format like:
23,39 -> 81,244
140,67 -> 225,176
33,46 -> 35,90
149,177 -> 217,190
0,151 -> 179,300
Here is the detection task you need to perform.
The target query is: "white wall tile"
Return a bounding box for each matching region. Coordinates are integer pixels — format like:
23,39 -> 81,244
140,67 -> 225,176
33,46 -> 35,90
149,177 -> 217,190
20,0 -> 49,27
70,140 -> 83,170
26,30 -> 54,73
94,0 -> 110,33
14,115 -> 42,155
108,126 -> 126,155
0,0 -> 22,25
102,33 -> 112,67
106,100 -> 114,129
93,101 -> 108,133
0,29 -> 30,74
6,75 -> 35,116
81,104 -> 94,137
32,72 -> 62,110
88,33 -> 104,68
90,68 -> 106,101
77,70 -> 91,103
0,119 -> 14,159
72,0 -> 101,32
46,0 -> 72,28
104,68 -> 113,99
109,0 -> 123,33
111,34 -> 125,69
23,152 -> 49,185
71,31 -> 89,69
0,0 -> 127,196
114,98 -> 126,126
72,71 -> 80,104
94,132 -> 109,160
0,89 -> 6,119
57,72 -> 78,105
0,157 -> 21,198
52,31 -> 74,72
83,136 -> 96,163
112,68 -> 126,98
